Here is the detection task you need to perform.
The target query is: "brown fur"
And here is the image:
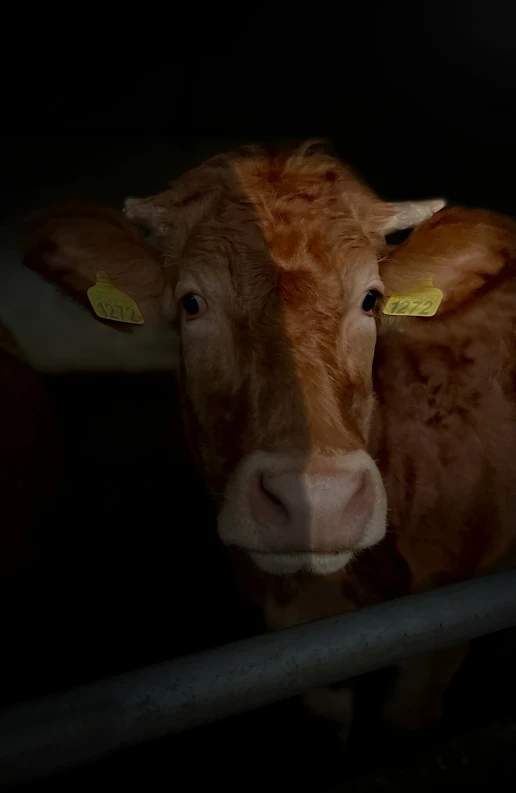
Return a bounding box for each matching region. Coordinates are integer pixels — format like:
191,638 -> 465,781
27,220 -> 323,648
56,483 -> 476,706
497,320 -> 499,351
19,143 -> 516,733
374,209 -> 516,591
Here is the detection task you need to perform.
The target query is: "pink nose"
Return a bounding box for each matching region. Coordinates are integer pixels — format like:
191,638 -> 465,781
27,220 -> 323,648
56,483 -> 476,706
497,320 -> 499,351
248,466 -> 375,552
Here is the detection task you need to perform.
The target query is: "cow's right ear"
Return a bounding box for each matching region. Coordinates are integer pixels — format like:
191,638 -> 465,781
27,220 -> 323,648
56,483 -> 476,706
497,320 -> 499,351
380,206 -> 516,315
19,201 -> 175,327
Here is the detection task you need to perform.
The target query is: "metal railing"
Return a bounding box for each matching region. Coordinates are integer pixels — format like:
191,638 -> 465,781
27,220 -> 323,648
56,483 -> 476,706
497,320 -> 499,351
1,571 -> 516,786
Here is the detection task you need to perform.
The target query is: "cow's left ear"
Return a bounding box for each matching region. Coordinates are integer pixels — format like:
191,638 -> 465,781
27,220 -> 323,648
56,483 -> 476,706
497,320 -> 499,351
379,206 -> 516,315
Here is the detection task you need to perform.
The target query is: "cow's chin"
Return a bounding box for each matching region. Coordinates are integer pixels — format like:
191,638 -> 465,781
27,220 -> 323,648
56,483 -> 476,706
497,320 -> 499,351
248,549 -> 354,576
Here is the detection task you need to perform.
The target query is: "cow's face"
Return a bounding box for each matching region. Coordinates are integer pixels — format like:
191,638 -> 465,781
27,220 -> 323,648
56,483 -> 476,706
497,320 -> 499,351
20,145 -> 444,577
125,145 -> 443,575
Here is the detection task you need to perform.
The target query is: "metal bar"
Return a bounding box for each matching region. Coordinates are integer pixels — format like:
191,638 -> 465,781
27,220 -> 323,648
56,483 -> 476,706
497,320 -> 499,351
1,571 -> 516,786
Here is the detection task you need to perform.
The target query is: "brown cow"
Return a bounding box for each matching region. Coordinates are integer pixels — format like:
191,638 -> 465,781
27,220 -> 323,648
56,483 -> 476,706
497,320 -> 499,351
19,142 -> 516,736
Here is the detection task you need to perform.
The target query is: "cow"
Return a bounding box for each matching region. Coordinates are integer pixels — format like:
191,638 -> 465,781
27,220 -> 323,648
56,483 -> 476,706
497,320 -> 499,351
19,141 -> 516,738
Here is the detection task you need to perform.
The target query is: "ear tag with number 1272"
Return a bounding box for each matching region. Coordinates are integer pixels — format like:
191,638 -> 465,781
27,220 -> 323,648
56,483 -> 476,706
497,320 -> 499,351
383,276 -> 443,318
87,271 -> 144,325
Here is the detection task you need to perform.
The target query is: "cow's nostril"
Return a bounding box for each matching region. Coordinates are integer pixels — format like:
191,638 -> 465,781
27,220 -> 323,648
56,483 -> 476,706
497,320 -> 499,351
249,472 -> 290,530
260,474 -> 290,517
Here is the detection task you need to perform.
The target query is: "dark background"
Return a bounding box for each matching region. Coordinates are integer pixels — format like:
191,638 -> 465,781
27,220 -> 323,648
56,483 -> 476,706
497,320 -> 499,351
3,5 -> 516,791
4,5 -> 516,217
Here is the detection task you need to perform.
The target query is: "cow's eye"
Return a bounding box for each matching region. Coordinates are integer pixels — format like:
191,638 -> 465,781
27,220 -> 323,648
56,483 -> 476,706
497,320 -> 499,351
362,289 -> 382,314
181,293 -> 207,319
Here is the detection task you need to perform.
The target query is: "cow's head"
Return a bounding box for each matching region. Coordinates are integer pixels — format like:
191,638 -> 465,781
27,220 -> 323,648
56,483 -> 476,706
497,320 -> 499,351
20,144 -> 445,576
123,144 -> 445,575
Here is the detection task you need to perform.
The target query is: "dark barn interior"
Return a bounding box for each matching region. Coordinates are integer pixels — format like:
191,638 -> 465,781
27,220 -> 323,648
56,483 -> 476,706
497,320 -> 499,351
2,6 -> 516,790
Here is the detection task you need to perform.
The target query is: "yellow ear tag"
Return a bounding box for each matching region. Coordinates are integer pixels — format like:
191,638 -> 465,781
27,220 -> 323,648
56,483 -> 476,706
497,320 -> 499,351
383,276 -> 443,318
87,271 -> 144,325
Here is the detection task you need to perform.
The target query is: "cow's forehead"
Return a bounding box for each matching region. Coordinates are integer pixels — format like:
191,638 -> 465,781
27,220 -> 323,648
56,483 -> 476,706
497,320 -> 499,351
148,149 -> 386,309
230,154 -> 381,269
170,152 -> 383,325
180,153 -> 378,271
